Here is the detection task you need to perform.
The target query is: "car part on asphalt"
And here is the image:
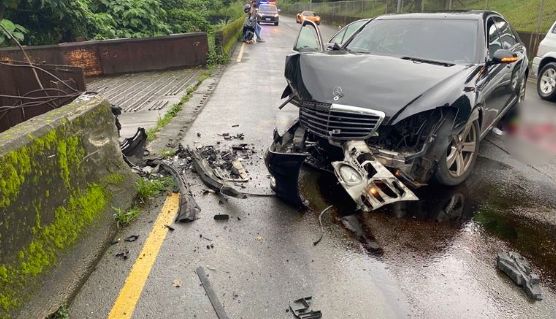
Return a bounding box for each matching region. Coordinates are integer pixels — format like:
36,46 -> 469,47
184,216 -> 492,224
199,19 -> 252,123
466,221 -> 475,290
159,162 -> 201,223
196,266 -> 230,319
115,250 -> 129,260
497,251 -> 543,301
313,205 -> 333,246
124,235 -> 139,242
121,127 -> 147,164
214,214 -> 230,221
289,297 -> 322,319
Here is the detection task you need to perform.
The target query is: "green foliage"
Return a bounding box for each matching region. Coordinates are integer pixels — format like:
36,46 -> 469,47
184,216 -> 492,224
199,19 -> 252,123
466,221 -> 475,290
0,18 -> 27,45
113,206 -> 141,227
46,305 -> 70,319
136,176 -> 175,203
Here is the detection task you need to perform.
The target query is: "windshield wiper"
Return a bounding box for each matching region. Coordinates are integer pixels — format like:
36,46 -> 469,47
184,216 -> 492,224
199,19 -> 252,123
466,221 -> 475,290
401,56 -> 454,67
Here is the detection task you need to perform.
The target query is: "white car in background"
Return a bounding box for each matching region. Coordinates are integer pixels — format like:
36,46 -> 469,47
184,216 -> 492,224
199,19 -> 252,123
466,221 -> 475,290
533,20 -> 556,101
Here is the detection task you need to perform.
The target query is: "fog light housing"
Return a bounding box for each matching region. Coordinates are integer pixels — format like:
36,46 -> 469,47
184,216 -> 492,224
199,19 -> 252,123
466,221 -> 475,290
338,164 -> 362,185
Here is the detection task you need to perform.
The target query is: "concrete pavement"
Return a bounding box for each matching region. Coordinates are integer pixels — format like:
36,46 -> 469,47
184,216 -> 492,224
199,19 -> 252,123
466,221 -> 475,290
70,16 -> 556,319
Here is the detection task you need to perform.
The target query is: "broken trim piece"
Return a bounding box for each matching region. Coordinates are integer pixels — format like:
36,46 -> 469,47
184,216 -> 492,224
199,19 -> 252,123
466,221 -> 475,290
159,162 -> 201,223
195,266 -> 230,319
332,141 -> 418,212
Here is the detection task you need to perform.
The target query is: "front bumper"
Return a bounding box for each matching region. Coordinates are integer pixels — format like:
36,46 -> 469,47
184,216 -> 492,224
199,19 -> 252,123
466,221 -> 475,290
265,122 -> 419,211
258,16 -> 279,23
532,57 -> 541,78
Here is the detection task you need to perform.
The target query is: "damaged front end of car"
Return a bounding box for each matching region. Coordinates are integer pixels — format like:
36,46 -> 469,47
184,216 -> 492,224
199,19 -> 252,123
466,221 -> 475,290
265,104 -> 457,212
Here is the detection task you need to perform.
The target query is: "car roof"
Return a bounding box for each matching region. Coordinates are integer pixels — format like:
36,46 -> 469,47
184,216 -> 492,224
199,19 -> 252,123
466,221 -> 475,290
376,10 -> 500,21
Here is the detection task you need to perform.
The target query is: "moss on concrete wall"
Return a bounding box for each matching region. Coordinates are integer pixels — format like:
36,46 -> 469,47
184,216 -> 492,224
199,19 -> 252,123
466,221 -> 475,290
0,96 -> 135,317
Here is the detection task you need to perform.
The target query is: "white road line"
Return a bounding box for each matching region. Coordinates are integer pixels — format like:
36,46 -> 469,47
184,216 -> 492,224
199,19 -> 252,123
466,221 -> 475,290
236,42 -> 246,63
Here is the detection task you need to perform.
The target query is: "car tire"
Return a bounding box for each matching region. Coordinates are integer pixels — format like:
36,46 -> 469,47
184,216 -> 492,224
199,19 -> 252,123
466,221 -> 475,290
433,118 -> 480,186
275,21 -> 279,26
537,62 -> 556,101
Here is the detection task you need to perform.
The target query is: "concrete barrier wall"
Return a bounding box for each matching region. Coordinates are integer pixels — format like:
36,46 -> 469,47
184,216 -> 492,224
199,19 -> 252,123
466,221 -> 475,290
215,17 -> 244,56
0,32 -> 209,77
0,94 -> 136,317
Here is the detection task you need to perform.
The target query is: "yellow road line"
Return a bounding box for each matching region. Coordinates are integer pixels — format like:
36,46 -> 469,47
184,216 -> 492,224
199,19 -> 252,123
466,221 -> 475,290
236,42 -> 246,63
108,193 -> 179,319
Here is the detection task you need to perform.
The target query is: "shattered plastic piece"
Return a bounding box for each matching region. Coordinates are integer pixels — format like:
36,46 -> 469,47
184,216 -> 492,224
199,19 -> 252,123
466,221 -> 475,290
124,235 -> 139,242
165,225 -> 175,231
159,162 -> 201,223
231,159 -> 249,181
115,250 -> 129,260
121,127 -> 147,164
332,141 -> 418,212
497,251 -> 543,300
196,267 -> 230,319
289,297 -> 322,319
214,214 -> 230,221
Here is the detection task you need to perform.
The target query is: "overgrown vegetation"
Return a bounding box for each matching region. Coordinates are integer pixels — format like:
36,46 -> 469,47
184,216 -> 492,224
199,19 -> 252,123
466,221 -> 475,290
282,0 -> 556,33
136,176 -> 176,203
46,304 -> 69,319
0,0 -> 243,46
113,206 -> 141,228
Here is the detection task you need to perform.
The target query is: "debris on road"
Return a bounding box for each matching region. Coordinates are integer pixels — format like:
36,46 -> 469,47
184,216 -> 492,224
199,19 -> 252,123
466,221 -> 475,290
159,162 -> 201,223
172,279 -> 182,288
164,224 -> 175,231
497,251 -> 543,300
289,297 -> 322,319
313,205 -> 333,246
195,266 -> 230,319
115,250 -> 129,260
121,127 -> 147,164
340,215 -> 383,255
124,235 -> 139,242
214,214 -> 230,221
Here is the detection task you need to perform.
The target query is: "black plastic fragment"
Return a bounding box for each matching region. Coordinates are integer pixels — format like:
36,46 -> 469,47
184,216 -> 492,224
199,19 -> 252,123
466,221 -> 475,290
124,235 -> 139,242
289,297 -> 322,319
121,127 -> 147,164
214,214 -> 230,221
158,162 -> 201,223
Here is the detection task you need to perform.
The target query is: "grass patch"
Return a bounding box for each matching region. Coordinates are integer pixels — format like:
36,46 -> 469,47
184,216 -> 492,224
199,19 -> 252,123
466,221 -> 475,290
46,305 -> 69,319
146,70 -> 211,142
136,176 -> 175,203
113,207 -> 141,228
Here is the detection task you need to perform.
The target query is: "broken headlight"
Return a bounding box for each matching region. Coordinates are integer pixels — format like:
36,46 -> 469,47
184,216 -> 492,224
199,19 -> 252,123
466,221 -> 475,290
337,163 -> 363,185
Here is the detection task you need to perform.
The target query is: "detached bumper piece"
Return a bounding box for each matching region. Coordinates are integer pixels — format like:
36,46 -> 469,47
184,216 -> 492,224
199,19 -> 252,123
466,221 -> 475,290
497,251 -> 543,301
265,124 -> 309,207
332,141 -> 418,212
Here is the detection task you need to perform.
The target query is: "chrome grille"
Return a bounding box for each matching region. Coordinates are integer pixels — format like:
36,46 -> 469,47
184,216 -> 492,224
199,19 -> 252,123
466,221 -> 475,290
299,101 -> 385,140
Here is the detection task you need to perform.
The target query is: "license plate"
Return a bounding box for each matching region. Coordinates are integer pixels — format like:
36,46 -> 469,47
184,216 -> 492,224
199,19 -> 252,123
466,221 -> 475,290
265,18 -> 271,21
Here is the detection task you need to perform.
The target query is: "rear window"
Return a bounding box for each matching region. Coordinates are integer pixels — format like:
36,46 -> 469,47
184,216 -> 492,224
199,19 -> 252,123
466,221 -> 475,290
260,4 -> 277,13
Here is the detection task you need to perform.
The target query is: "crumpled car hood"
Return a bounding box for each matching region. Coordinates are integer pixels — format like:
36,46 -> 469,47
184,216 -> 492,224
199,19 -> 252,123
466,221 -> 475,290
285,53 -> 469,122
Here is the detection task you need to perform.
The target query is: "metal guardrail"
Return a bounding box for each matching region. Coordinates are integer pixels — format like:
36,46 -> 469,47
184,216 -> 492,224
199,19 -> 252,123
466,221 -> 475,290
0,33 -> 209,77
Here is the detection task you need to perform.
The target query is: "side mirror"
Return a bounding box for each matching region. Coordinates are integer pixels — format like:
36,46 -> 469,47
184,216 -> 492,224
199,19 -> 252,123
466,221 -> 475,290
491,49 -> 518,64
326,42 -> 341,51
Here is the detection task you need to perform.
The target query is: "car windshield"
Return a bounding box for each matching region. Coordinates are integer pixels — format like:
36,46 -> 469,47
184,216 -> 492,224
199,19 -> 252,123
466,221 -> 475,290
260,5 -> 277,13
303,11 -> 315,16
345,18 -> 479,64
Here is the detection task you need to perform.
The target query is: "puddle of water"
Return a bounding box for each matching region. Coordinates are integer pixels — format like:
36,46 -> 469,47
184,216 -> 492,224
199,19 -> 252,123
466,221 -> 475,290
299,159 -> 556,288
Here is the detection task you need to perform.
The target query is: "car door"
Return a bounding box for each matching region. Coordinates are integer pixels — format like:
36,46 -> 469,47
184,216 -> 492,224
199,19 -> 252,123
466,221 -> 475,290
293,20 -> 324,52
477,16 -> 511,132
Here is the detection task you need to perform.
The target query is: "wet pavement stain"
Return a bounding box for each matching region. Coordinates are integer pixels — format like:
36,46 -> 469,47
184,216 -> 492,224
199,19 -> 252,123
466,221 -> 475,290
299,156 -> 556,291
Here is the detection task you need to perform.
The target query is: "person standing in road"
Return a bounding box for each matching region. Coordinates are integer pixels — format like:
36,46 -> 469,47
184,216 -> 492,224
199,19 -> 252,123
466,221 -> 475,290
249,0 -> 264,42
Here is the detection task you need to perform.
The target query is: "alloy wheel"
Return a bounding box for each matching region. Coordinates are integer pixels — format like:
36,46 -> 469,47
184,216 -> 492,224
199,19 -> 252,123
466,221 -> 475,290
540,68 -> 556,95
446,122 -> 478,178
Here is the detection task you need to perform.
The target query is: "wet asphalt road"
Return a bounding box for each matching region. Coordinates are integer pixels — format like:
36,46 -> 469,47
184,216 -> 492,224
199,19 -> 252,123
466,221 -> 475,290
70,16 -> 556,318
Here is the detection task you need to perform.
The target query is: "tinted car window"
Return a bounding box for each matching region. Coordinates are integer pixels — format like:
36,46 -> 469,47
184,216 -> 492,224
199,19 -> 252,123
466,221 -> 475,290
345,19 -> 478,64
494,17 -> 516,49
260,4 -> 277,13
487,18 -> 501,57
552,23 -> 556,33
303,11 -> 315,16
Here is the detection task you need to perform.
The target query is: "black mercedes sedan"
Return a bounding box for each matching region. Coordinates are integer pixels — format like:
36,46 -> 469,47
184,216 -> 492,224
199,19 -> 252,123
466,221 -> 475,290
266,11 -> 528,211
